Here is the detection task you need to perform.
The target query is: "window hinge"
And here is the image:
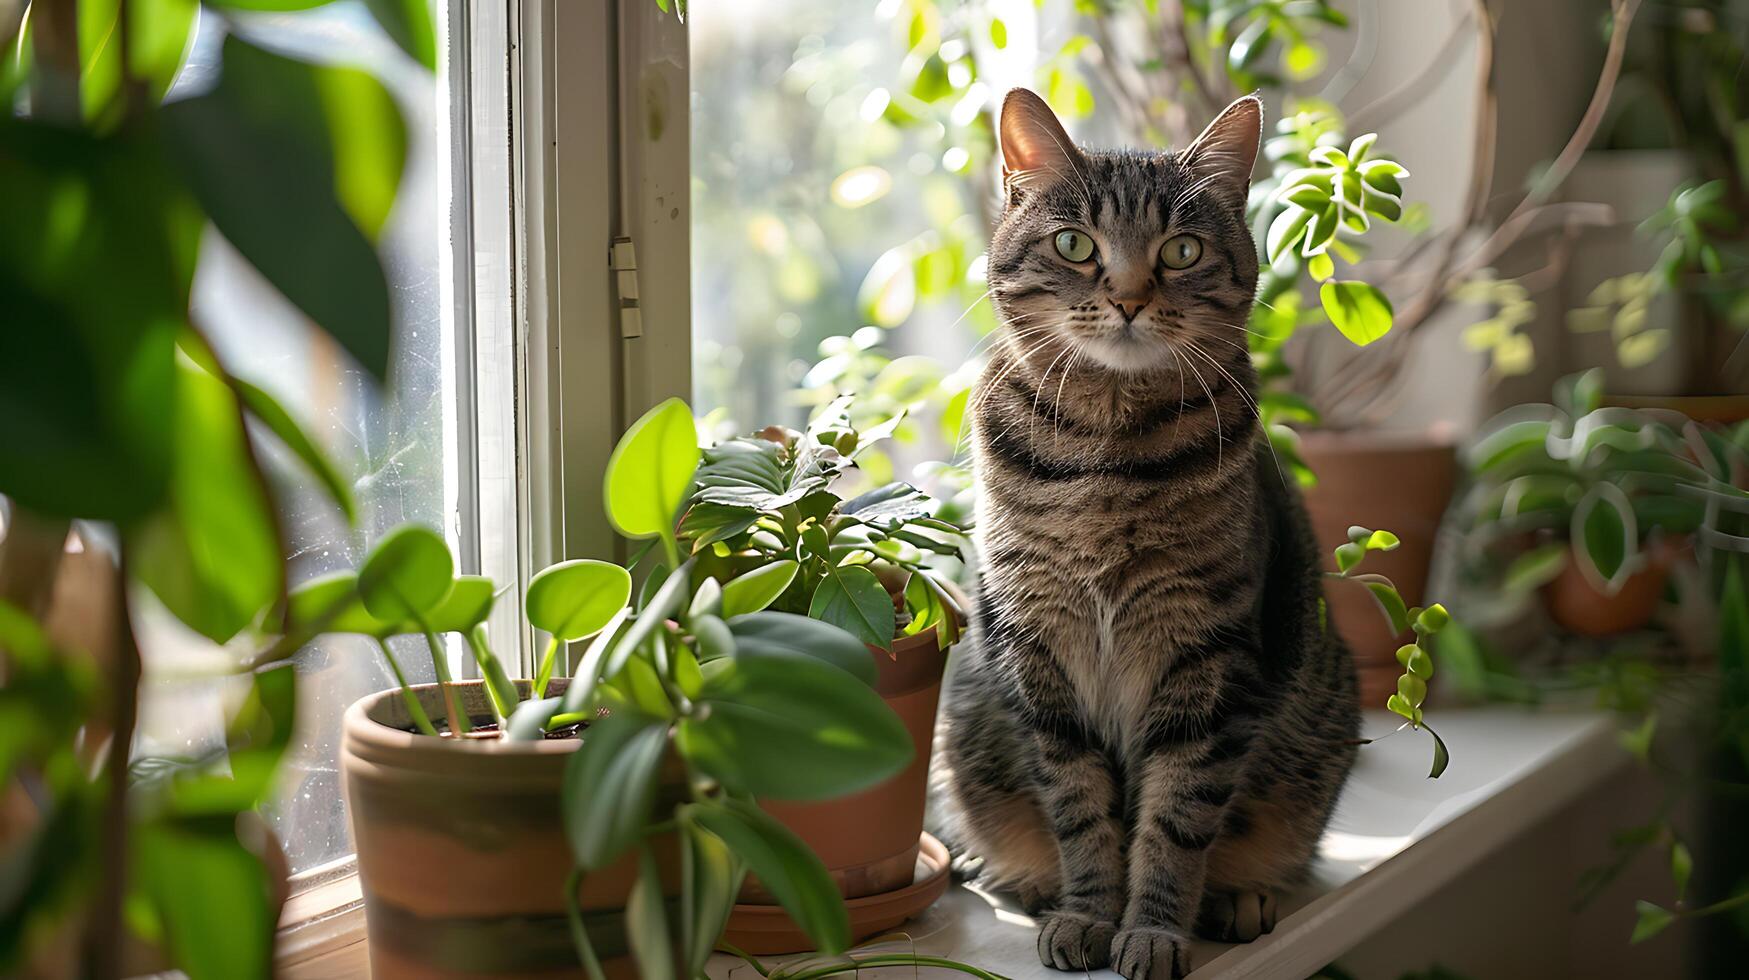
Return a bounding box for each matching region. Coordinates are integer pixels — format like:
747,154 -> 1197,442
610,236 -> 643,339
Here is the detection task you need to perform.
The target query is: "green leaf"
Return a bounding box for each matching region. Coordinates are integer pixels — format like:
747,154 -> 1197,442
131,352 -> 282,643
1358,528 -> 1400,551
688,577 -> 723,620
135,816 -> 276,980
679,820 -> 740,976
725,612 -> 878,685
77,0 -> 125,129
161,36 -> 401,380
423,576 -> 497,634
607,562 -> 691,681
1557,368 -> 1606,417
356,524 -> 455,621
616,656 -> 674,718
1334,542 -> 1364,573
557,607 -> 634,720
720,561 -> 800,618
625,847 -> 676,980
527,560 -> 634,641
1427,725 -> 1450,779
1320,280 -> 1394,346
0,124 -> 197,523
678,652 -> 910,800
506,695 -> 562,742
691,614 -> 735,663
1503,543 -> 1569,593
364,0 -> 438,70
231,375 -> 356,523
468,627 -> 518,720
1406,646 -> 1434,680
274,571 -> 388,639
1631,901 -> 1675,943
809,564 -> 897,652
606,398 -> 701,539
1267,207 -> 1313,263
840,482 -> 935,529
1670,839 -> 1692,899
1398,673 -> 1428,707
131,0 -> 200,105
685,799 -> 850,954
1573,483 -> 1638,593
1365,582 -> 1411,634
1619,713 -> 1657,764
1416,603 -> 1451,633
563,710 -> 668,870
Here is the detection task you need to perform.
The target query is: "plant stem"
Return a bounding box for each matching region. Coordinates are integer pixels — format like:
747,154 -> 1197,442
375,637 -> 439,736
565,868 -> 610,980
660,530 -> 683,575
421,628 -> 469,735
535,634 -> 561,699
84,547 -> 143,979
466,626 -> 514,723
1680,885 -> 1749,920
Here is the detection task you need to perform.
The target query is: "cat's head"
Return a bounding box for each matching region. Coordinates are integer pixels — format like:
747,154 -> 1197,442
988,89 -> 1262,375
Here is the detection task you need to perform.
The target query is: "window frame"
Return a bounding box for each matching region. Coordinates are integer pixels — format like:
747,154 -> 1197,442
275,0 -> 694,954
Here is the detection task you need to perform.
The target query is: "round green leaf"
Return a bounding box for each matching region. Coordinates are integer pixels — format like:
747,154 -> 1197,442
720,560 -> 800,618
526,559 -> 633,641
677,652 -> 910,800
420,575 -> 497,634
1406,647 -> 1434,679
357,524 -> 454,621
1320,280 -> 1394,346
604,398 -> 701,539
1397,673 -> 1428,708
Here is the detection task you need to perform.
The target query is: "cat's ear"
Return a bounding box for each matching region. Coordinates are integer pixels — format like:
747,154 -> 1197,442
999,88 -> 1084,196
1184,94 -> 1263,202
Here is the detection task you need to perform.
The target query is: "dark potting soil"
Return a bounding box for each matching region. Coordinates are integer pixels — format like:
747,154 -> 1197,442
424,721 -> 588,741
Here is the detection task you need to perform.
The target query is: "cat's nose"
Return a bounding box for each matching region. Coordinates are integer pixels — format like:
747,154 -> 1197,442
1109,297 -> 1148,322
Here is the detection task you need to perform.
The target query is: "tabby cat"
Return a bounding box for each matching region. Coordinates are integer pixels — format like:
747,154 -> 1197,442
935,89 -> 1360,980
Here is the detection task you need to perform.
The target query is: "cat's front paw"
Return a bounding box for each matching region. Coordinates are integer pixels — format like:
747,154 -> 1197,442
1110,926 -> 1191,980
1035,911 -> 1116,971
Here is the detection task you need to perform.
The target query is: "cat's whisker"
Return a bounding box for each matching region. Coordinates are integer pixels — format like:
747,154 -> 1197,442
1184,340 -> 1292,492
1050,347 -> 1084,449
1178,347 -> 1225,474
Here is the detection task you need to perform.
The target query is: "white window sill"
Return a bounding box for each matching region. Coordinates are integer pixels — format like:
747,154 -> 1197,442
268,708 -> 1623,978
706,707 -> 1627,979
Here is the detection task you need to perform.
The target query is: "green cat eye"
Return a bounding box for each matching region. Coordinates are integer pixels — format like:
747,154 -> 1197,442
1161,234 -> 1203,270
1054,229 -> 1095,263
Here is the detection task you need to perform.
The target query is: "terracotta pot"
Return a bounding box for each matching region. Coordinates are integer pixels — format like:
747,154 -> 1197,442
727,627 -> 950,951
1298,430 -> 1458,706
342,679 -> 680,980
1543,546 -> 1671,636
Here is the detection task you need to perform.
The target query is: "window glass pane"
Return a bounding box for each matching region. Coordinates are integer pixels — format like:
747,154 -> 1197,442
691,2 -> 1054,501
131,4 -> 465,878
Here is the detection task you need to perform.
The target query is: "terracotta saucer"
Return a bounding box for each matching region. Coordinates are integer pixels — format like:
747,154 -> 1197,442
720,832 -> 951,955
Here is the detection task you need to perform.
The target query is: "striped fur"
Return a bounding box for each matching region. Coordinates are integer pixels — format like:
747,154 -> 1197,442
936,91 -> 1359,979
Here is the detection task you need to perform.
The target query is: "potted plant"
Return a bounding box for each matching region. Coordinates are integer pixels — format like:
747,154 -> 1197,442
1455,370 -> 1711,637
273,399 -> 979,978
675,397 -> 970,952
